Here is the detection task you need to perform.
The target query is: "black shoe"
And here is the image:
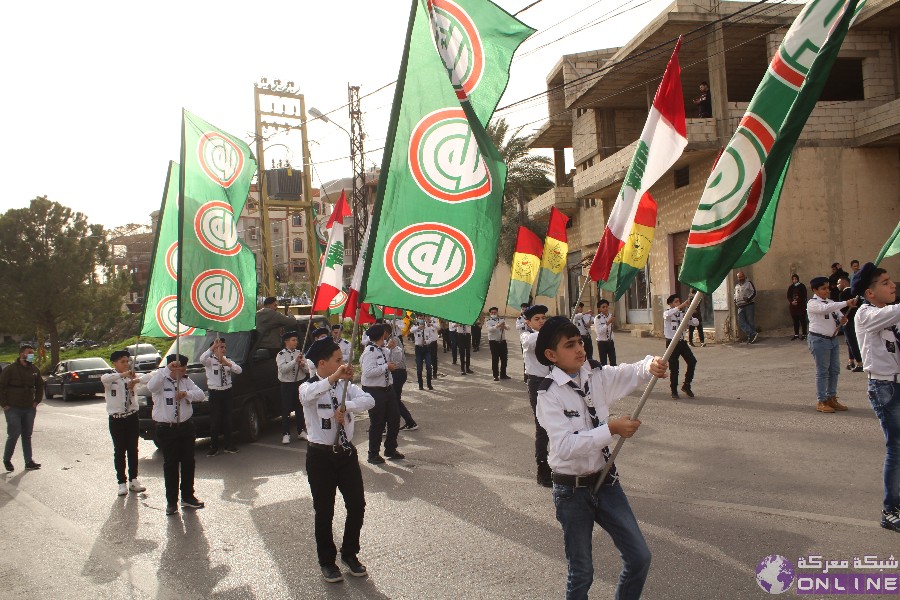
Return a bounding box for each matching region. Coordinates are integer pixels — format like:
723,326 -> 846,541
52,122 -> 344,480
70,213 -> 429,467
681,384 -> 695,398
341,555 -> 368,577
460,371 -> 466,375
846,363 -> 855,371
882,509 -> 900,532
671,392 -> 680,399
452,361 -> 457,365
493,376 -> 499,381
3,461 -> 12,472
853,365 -> 864,372
367,454 -> 385,464
181,497 -> 205,509
207,447 -> 220,457
24,461 -> 40,470
500,374 -> 511,380
419,384 -> 424,390
536,461 -> 552,488
165,504 -> 178,516
385,450 -> 405,460
321,563 -> 344,583
688,342 -> 695,347
400,423 -> 419,431
427,385 -> 434,390
791,335 -> 799,340
224,446 -> 239,454
466,369 -> 474,374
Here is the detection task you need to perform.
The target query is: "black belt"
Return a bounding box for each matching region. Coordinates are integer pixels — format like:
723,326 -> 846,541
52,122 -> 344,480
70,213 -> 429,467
363,385 -> 391,391
809,331 -> 837,339
110,410 -> 137,419
526,374 -> 546,380
552,471 -> 606,488
155,419 -> 192,428
307,441 -> 356,454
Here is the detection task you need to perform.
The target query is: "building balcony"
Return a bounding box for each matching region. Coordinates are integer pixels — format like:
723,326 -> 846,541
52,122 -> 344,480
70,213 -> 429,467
854,98 -> 900,146
526,185 -> 576,220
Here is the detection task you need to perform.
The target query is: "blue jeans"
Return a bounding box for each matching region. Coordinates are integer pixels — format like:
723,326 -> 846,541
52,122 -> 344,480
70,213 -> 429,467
737,303 -> 756,339
868,380 -> 900,512
808,335 -> 840,401
4,406 -> 36,463
553,481 -> 651,600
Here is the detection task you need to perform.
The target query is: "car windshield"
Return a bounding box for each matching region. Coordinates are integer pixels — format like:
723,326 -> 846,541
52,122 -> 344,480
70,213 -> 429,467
126,344 -> 158,356
68,358 -> 109,370
163,333 -> 251,366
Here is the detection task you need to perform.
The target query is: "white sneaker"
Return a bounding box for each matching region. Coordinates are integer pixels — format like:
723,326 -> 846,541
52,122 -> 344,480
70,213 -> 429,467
117,483 -> 128,496
282,434 -> 291,445
129,478 -> 146,492
298,430 -> 308,441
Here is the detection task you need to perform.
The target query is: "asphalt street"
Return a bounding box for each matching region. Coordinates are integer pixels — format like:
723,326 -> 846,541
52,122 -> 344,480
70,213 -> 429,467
0,329 -> 896,599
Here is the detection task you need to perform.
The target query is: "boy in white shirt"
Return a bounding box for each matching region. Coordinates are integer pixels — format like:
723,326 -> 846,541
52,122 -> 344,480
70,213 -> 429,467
101,350 -> 145,496
200,338 -> 243,456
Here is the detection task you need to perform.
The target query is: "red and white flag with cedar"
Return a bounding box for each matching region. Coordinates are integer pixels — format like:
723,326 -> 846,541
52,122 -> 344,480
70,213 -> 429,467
343,216 -> 376,324
588,38 -> 687,297
311,191 -> 352,312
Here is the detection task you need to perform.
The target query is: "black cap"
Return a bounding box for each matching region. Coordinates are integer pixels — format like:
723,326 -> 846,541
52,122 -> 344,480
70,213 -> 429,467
19,342 -> 34,351
312,327 -> 331,340
110,350 -> 130,362
535,316 -> 572,367
305,338 -> 335,365
810,276 -> 829,289
166,354 -> 188,366
282,330 -> 299,342
523,304 -> 548,320
331,324 -> 342,331
851,262 -> 877,297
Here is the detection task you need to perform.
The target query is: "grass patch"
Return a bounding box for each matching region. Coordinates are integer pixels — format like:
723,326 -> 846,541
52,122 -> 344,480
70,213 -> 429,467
0,337 -> 173,372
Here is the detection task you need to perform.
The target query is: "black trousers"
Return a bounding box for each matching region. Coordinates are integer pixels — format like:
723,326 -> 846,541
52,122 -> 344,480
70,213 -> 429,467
665,339 -> 697,392
526,375 -> 549,464
280,381 -> 306,435
440,329 -> 450,351
791,313 -> 809,336
457,333 -> 472,372
449,331 -> 458,363
155,420 -> 197,505
489,340 -> 508,378
428,341 -> 439,377
472,325 -> 482,351
208,388 -> 233,450
364,386 -> 400,456
392,369 -> 416,427
597,340 -> 617,366
415,345 -> 433,386
689,318 -> 705,344
306,445 -> 366,566
108,413 -> 139,483
844,322 -> 863,363
581,335 -> 594,360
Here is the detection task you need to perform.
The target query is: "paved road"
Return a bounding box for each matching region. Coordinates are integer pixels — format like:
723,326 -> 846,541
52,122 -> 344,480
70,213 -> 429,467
0,331 -> 896,599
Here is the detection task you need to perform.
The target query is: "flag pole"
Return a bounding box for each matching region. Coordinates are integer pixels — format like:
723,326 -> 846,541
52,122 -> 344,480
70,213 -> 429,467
570,276 -> 591,320
333,304 -> 363,452
593,290 -> 703,493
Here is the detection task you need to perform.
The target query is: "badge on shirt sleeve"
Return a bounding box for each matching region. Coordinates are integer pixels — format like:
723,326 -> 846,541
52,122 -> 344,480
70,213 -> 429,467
563,409 -> 580,418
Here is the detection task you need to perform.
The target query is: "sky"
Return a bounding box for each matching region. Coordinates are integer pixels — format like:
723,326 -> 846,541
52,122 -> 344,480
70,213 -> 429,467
0,0 -> 675,230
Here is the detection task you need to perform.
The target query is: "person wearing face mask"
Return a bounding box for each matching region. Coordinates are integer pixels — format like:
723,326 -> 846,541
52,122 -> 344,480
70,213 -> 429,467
0,343 -> 44,472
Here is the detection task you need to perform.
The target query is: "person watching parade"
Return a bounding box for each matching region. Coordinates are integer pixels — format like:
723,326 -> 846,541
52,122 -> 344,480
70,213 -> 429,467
0,343 -> 43,473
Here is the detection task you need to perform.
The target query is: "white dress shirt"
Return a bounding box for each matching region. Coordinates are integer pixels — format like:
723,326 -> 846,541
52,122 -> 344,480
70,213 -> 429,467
449,322 -> 458,333
147,368 -> 206,423
389,337 -> 408,370
276,348 -> 310,383
855,302 -> 900,376
456,324 -> 471,334
663,307 -> 699,341
410,324 -> 437,346
520,329 -> 550,377
536,356 -> 653,476
807,297 -> 848,337
594,313 -> 614,342
515,315 -> 527,332
300,378 -> 375,445
199,349 -> 243,390
573,313 -> 592,336
100,371 -> 138,415
337,338 -> 351,364
360,343 -> 393,387
485,315 -> 507,341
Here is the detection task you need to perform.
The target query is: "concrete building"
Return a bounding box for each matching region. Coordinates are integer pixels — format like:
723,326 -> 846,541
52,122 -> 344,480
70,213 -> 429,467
527,0 -> 900,339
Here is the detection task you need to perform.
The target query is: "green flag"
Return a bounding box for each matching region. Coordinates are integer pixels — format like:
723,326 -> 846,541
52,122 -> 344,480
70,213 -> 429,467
360,0 -> 533,324
679,0 -> 859,293
876,221 -> 900,266
140,161 -> 205,338
178,110 -> 258,332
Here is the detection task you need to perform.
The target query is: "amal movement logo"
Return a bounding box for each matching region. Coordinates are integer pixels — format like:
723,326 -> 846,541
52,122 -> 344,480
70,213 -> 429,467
164,242 -> 179,280
409,108 -> 491,203
329,289 -> 348,311
154,296 -> 197,338
385,222 -> 474,297
190,269 -> 244,322
427,0 -> 484,100
194,201 -> 241,256
197,131 -> 245,188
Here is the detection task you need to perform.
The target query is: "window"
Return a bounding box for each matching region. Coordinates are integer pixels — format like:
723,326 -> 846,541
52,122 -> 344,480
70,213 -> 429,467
820,58 -> 864,101
674,166 -> 689,189
248,226 -> 258,240
293,238 -> 303,253
292,259 -> 307,274
292,214 -> 302,227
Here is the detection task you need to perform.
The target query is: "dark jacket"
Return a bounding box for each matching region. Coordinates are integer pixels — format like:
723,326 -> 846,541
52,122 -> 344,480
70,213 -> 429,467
255,307 -> 299,349
0,360 -> 44,408
787,282 -> 807,317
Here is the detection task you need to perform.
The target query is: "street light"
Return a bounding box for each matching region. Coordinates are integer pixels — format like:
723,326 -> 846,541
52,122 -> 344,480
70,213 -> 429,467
309,107 -> 351,136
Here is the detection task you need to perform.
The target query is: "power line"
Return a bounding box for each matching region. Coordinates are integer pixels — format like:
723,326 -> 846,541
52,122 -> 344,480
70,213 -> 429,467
514,0 -> 545,16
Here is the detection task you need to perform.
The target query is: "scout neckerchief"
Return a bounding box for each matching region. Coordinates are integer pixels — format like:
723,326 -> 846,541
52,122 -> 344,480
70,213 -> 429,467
819,297 -> 842,337
330,381 -> 353,451
598,314 -> 611,341
165,374 -> 180,423
111,373 -> 131,413
564,370 -> 619,485
370,343 -> 390,387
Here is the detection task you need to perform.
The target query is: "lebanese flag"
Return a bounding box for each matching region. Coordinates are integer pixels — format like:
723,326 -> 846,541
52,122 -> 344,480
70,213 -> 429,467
589,38 -> 687,287
342,215 -> 376,324
311,192 -> 352,311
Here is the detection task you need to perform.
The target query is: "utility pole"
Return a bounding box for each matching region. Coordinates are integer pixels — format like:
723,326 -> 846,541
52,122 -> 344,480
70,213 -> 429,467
253,78 -> 320,297
348,84 -> 368,265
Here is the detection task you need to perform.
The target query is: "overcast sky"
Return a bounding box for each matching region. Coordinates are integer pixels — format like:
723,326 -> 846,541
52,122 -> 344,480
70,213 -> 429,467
0,0 -> 674,229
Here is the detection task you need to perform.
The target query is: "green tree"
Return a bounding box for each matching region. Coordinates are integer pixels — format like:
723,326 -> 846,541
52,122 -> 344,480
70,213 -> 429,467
486,118 -> 554,263
0,197 -> 130,366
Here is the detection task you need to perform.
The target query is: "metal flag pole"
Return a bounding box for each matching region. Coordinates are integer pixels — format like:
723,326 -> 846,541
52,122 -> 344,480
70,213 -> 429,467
570,276 -> 591,320
332,304 -> 364,452
593,290 -> 704,493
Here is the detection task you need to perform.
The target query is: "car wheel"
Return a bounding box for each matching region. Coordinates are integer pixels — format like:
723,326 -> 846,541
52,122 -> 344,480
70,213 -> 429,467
44,386 -> 54,400
239,400 -> 261,443
62,387 -> 71,402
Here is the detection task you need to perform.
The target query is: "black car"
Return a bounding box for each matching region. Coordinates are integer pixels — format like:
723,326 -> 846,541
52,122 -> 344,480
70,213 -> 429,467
135,330 -> 283,446
126,343 -> 162,373
44,357 -> 115,402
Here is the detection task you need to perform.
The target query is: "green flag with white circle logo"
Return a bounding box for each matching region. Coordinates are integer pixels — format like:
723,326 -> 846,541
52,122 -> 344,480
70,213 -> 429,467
361,0 -> 533,324
178,110 -> 258,333
140,161 -> 205,338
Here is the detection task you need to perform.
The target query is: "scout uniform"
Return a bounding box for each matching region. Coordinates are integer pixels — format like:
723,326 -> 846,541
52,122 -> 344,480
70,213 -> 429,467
520,304 -> 552,487
101,349 -> 144,494
594,310 -> 617,366
360,325 -> 403,464
410,321 -> 435,389
663,296 -> 699,399
807,276 -> 851,413
200,341 -> 243,455
573,309 -> 594,360
277,332 -> 309,443
455,323 -> 473,374
485,310 -> 510,380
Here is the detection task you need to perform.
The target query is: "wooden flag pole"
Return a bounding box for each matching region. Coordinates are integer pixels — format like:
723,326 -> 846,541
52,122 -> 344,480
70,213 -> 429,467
593,290 -> 704,493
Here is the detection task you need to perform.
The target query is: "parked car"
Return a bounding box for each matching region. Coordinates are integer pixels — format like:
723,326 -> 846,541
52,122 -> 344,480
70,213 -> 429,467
44,357 -> 115,402
293,314 -> 331,346
126,343 -> 162,372
0,362 -> 10,374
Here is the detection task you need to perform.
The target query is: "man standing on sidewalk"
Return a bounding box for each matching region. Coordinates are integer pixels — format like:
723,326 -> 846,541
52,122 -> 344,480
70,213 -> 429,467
734,271 -> 759,343
0,343 -> 43,472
